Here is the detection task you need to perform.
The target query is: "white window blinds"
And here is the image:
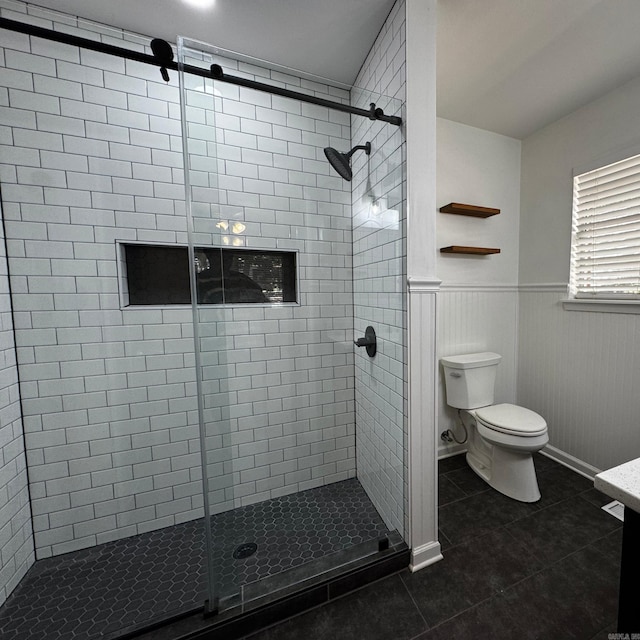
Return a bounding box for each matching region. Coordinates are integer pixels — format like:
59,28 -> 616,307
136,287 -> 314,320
570,153 -> 640,298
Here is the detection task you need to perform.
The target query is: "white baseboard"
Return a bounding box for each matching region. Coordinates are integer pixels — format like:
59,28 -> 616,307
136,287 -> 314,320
539,444 -> 601,480
438,442 -> 599,480
438,443 -> 467,459
409,541 -> 443,572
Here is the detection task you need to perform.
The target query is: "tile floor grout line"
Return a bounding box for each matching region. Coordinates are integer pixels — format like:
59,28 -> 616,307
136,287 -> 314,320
408,520 -> 620,640
398,571 -> 430,634
440,468 -> 612,551
493,526 -> 620,598
406,591 -> 500,640
498,493 -> 580,527
431,456 -> 621,637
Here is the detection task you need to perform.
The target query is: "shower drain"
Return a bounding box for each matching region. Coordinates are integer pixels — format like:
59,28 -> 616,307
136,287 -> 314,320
233,543 -> 258,559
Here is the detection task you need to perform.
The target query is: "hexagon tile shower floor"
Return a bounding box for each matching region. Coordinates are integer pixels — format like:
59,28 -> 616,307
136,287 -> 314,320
0,478 -> 390,640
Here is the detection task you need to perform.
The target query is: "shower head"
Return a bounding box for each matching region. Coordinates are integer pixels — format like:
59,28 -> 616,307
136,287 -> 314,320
324,142 -> 371,181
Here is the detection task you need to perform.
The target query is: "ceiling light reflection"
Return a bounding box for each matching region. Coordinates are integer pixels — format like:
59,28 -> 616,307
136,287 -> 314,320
182,0 -> 216,10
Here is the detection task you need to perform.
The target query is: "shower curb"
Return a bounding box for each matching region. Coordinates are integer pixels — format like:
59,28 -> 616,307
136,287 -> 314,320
185,547 -> 410,640
116,544 -> 410,640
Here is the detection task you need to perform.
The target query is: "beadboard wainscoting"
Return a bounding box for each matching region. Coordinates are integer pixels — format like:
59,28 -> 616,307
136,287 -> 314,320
437,285 -> 519,457
518,284 -> 640,473
407,278 -> 441,571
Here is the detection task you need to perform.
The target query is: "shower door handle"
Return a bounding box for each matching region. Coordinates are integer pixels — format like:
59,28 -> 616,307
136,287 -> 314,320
354,326 -> 376,357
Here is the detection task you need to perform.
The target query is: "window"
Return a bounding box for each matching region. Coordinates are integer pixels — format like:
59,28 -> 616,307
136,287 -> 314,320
570,153 -> 640,299
124,244 -> 297,306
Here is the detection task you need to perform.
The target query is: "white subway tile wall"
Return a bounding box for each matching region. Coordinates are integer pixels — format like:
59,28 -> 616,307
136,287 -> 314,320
0,0 -> 357,557
350,0 -> 407,536
179,43 -> 356,513
0,196 -> 35,606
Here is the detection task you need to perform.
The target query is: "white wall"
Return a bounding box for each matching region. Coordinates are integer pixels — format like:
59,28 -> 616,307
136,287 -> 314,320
519,73 -> 640,471
0,199 -> 34,606
352,0 -> 406,536
405,0 -> 439,568
436,119 -> 521,455
437,119 -> 521,286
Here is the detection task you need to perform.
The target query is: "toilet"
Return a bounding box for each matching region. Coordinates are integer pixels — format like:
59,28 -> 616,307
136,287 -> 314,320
440,352 -> 548,503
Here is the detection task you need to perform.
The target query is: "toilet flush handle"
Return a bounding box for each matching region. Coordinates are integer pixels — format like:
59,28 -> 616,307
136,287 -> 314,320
449,371 -> 462,378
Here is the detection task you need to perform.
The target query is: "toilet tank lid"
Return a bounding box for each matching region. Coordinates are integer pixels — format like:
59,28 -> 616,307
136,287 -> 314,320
441,352 -> 501,369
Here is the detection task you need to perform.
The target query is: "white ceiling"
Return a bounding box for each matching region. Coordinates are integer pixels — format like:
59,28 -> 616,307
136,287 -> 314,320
30,0 -> 397,87
437,0 -> 640,139
26,0 -> 640,140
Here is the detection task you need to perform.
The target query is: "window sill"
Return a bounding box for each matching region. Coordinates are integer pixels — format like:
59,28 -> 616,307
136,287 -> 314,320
561,299 -> 640,314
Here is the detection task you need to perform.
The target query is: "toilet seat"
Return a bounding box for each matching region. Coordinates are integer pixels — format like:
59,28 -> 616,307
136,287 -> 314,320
475,403 -> 547,437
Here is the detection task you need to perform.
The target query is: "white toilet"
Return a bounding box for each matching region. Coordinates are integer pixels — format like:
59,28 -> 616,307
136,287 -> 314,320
440,352 -> 548,503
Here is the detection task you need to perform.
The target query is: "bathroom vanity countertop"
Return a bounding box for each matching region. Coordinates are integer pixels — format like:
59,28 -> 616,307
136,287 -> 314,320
595,458 -> 640,514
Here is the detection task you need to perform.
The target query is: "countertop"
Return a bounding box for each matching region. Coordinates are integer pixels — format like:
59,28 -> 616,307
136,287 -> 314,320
595,457 -> 640,514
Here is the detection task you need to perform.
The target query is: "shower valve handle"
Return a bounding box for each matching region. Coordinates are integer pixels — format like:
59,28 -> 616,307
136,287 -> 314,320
354,326 -> 377,357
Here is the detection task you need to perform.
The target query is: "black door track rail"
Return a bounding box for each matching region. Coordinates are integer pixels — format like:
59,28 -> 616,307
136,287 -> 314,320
0,17 -> 402,127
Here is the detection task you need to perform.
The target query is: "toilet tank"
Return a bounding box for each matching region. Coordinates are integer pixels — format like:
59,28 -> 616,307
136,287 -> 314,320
440,352 -> 502,409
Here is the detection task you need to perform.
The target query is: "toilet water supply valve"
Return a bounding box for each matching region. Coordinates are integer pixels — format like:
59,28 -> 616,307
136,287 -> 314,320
441,409 -> 469,444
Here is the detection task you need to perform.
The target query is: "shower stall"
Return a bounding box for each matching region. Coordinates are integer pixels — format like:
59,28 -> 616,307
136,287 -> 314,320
0,6 -> 407,638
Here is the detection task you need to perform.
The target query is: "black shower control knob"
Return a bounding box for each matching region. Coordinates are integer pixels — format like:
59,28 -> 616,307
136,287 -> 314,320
354,326 -> 376,357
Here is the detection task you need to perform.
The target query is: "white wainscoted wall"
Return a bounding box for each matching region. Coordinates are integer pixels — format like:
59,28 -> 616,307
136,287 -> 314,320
438,286 -> 518,440
436,119 -> 521,456
518,285 -> 640,473
437,79 -> 640,477
519,72 -> 640,473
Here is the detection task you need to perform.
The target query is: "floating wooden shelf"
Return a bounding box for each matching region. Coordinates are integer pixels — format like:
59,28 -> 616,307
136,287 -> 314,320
440,246 -> 501,255
440,202 -> 500,218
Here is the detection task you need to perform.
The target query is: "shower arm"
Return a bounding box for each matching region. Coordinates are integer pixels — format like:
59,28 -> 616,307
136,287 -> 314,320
0,17 -> 403,127
345,143 -> 371,159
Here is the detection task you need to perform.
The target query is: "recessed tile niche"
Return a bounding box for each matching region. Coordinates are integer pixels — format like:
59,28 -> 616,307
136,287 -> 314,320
122,244 -> 297,306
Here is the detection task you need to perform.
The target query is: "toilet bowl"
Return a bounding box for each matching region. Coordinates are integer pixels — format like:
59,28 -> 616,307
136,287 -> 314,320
441,353 -> 548,503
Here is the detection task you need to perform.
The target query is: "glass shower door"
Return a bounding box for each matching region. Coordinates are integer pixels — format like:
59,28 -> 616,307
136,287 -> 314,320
178,36 -> 406,615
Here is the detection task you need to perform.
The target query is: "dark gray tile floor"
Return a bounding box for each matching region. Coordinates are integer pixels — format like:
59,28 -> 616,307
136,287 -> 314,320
0,478 -> 389,640
245,452 -> 623,640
